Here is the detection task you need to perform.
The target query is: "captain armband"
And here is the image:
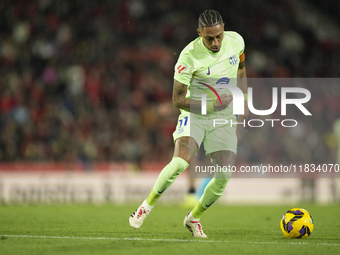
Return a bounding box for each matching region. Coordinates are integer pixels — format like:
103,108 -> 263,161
239,52 -> 245,62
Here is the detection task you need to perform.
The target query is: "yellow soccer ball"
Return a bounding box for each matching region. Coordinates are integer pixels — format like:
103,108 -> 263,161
280,208 -> 314,239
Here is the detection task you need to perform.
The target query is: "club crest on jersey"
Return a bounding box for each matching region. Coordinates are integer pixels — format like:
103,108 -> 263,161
206,67 -> 211,75
229,55 -> 238,66
177,65 -> 187,74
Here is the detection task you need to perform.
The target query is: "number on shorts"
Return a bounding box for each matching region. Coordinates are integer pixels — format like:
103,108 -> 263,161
179,116 -> 188,128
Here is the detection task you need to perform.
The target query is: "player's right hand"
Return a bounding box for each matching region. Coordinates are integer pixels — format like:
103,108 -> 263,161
214,94 -> 233,111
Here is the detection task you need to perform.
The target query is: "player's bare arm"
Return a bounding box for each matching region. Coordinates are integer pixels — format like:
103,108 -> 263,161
237,56 -> 249,122
172,79 -> 201,114
172,79 -> 233,114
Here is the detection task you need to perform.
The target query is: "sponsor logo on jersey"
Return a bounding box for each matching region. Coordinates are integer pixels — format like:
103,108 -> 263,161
177,65 -> 187,74
229,55 -> 238,66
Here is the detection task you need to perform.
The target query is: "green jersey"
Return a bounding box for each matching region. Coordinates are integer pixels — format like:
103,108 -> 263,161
174,31 -> 245,115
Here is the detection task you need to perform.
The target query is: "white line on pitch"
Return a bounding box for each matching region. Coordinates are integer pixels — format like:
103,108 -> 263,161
2,235 -> 340,246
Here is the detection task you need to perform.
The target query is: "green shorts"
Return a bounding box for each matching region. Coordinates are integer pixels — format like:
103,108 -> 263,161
172,111 -> 237,156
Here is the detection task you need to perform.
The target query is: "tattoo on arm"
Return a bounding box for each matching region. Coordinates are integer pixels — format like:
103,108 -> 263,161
172,80 -> 202,114
172,80 -> 189,111
237,63 -> 247,93
238,60 -> 245,69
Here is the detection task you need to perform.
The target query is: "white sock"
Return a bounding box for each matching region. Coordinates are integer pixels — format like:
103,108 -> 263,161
142,199 -> 154,212
188,212 -> 200,221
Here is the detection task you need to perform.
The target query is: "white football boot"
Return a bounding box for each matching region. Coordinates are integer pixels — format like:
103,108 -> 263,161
129,202 -> 151,229
183,213 -> 207,238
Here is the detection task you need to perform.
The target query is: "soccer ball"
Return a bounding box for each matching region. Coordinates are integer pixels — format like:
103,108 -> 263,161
280,208 -> 314,239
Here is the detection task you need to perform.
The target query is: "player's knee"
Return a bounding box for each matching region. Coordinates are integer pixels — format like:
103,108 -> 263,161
178,155 -> 190,164
162,157 -> 189,181
211,151 -> 236,167
214,178 -> 229,192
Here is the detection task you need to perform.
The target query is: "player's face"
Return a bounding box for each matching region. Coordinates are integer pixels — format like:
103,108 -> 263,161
197,23 -> 224,53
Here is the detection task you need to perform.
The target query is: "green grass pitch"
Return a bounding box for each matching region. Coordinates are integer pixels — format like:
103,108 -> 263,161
0,204 -> 339,255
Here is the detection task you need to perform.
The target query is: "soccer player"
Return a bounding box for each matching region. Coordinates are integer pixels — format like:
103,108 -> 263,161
129,9 -> 248,238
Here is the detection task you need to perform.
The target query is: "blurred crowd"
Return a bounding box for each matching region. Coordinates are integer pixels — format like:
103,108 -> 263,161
0,0 -> 340,166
